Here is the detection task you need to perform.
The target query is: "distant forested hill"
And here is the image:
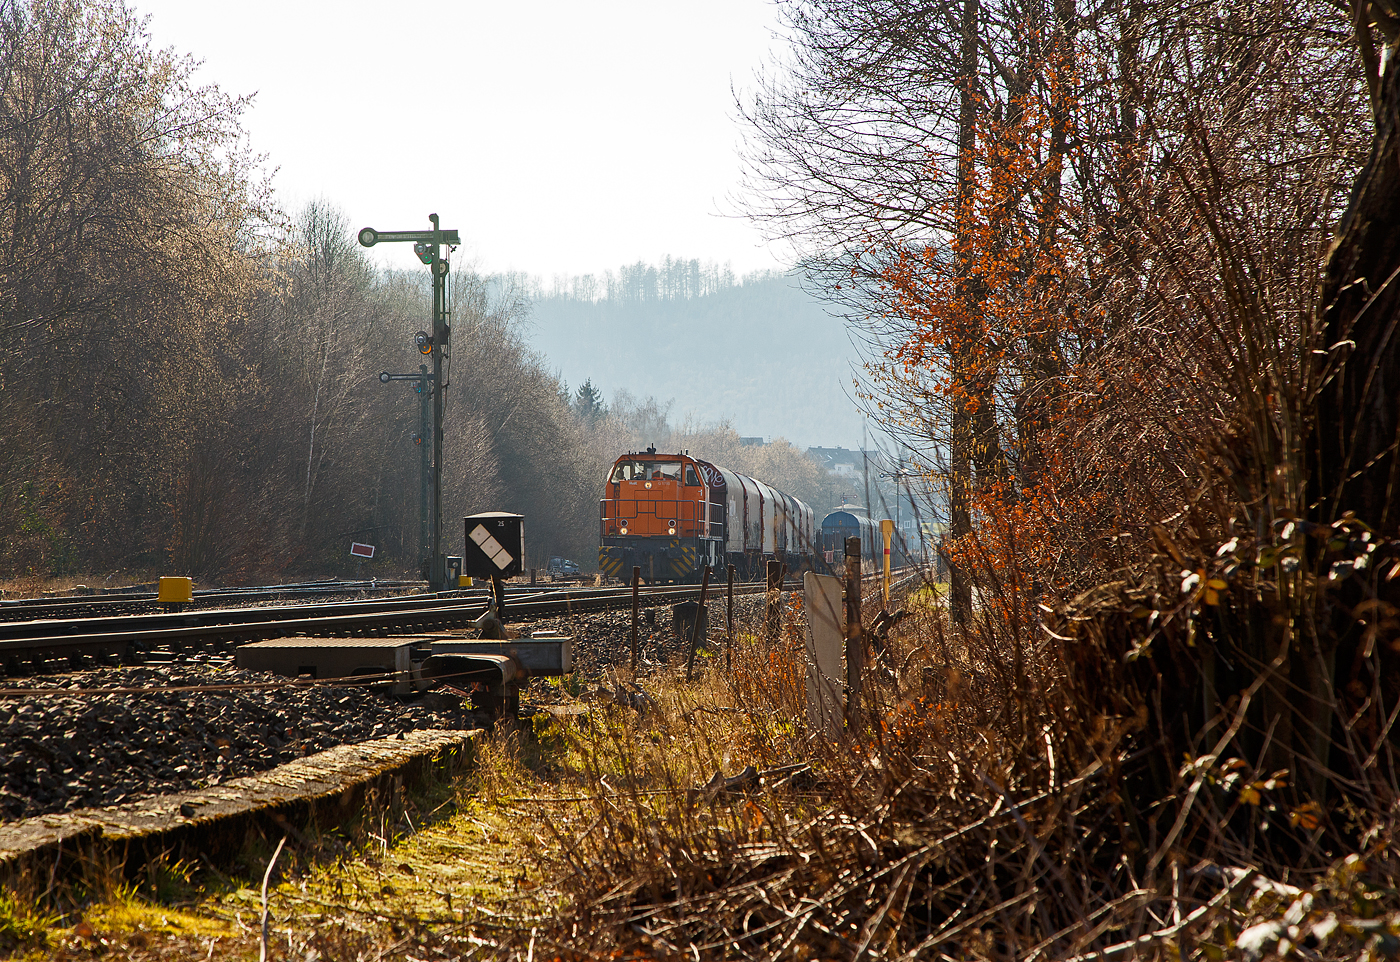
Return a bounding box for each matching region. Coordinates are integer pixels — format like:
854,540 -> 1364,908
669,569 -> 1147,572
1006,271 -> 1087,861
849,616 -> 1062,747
516,261 -> 867,449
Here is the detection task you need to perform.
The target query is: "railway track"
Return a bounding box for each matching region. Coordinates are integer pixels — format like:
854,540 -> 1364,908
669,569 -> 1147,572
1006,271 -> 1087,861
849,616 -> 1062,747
0,580 -> 785,675
0,562 -> 931,676
0,578 -> 425,622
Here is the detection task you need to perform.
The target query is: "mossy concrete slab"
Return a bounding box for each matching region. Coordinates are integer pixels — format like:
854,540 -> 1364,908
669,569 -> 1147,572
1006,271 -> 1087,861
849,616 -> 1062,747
0,728 -> 479,893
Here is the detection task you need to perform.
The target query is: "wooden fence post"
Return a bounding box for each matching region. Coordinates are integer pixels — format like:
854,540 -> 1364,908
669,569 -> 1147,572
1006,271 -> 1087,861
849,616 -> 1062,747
726,563 -> 736,670
845,536 -> 863,729
630,566 -> 641,672
765,559 -> 783,644
686,565 -> 713,682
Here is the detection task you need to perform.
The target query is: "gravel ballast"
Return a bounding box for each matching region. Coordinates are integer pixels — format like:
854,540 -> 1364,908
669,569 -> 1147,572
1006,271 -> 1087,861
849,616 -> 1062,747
514,592 -> 778,676
0,665 -> 479,822
0,591 -> 790,824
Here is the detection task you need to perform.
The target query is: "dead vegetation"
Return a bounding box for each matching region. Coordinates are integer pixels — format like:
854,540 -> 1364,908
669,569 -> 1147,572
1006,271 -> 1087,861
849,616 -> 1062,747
459,561 -> 1388,961
8,0 -> 1400,957
0,555 -> 1395,962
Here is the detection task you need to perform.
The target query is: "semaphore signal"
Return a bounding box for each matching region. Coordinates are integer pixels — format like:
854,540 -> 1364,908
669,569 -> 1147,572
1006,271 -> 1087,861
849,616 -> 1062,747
360,214 -> 459,590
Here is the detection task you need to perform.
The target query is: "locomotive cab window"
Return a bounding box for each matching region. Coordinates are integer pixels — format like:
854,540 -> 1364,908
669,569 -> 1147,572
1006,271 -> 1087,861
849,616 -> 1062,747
685,465 -> 700,486
610,460 -> 682,483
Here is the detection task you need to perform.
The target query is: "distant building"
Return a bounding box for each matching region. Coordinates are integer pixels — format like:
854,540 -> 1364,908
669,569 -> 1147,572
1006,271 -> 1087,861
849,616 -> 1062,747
806,446 -> 866,477
739,436 -> 767,447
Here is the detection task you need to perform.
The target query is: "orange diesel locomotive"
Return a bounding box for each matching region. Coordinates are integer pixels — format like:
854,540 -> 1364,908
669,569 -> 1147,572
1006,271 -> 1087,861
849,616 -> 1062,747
599,446 -> 816,583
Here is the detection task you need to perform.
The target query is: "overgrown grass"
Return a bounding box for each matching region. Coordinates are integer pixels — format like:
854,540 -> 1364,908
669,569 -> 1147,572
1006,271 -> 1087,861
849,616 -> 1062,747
5,570 -> 1396,960
498,575 -> 1400,960
0,888 -> 58,956
0,571 -> 161,599
0,736 -> 557,958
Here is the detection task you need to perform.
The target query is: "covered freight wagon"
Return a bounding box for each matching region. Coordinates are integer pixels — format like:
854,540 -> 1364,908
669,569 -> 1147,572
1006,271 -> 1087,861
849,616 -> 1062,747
598,446 -> 815,583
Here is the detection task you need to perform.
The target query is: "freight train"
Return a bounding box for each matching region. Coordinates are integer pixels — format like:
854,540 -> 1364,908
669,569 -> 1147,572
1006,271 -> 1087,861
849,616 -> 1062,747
818,505 -> 915,571
598,447 -> 816,583
818,505 -> 882,569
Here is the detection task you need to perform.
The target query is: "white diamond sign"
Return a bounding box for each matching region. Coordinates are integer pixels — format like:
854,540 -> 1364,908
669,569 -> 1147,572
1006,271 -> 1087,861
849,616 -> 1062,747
469,524 -> 514,570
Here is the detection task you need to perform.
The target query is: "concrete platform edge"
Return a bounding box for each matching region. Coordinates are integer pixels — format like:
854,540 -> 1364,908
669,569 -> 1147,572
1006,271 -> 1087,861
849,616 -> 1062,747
0,728 -> 481,896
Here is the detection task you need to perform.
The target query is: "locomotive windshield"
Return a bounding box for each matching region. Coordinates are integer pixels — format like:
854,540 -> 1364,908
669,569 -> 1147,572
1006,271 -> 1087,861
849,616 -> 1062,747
610,460 -> 683,483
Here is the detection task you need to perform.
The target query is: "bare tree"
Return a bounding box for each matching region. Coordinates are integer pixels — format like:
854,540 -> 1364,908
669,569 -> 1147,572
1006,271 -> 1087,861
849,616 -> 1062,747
0,0 -> 273,574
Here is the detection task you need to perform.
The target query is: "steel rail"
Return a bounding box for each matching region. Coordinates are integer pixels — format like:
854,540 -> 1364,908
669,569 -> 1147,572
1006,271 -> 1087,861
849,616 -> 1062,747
0,580 -> 431,621
0,576 -> 818,644
0,567 -> 932,674
0,580 -> 778,673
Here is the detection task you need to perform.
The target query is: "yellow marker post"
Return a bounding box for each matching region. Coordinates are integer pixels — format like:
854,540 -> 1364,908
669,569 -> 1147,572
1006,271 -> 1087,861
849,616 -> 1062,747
881,519 -> 894,604
157,576 -> 193,604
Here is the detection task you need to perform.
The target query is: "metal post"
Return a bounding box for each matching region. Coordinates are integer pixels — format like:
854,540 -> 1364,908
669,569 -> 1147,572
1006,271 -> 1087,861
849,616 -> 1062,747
357,216 -> 459,590
429,213 -> 447,590
685,564 -> 712,682
375,365 -> 435,575
630,566 -> 641,672
726,563 -> 736,670
418,364 -> 430,564
881,519 -> 894,605
845,536 -> 863,730
491,574 -> 507,623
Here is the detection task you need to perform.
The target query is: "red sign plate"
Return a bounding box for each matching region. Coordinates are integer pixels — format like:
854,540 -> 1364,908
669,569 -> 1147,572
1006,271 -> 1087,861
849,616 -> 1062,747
350,542 -> 375,558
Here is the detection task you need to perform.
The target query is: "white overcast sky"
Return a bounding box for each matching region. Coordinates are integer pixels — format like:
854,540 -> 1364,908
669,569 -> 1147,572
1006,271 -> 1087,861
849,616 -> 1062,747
129,0 -> 794,281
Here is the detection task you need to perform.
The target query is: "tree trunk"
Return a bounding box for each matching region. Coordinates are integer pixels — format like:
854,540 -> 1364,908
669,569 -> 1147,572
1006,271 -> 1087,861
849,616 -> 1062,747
947,0 -> 981,624
1314,18 -> 1400,536
1305,4 -> 1400,792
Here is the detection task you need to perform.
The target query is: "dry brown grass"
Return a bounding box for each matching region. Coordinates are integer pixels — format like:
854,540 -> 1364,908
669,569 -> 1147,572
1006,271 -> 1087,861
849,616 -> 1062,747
502,573 -> 1400,961
0,571 -> 161,599
5,573 -> 1397,961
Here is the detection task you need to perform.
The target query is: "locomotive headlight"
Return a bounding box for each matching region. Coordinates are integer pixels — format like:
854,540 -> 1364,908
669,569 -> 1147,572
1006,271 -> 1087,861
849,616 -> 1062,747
620,526 -> 628,535
668,526 -> 676,535
644,481 -> 652,489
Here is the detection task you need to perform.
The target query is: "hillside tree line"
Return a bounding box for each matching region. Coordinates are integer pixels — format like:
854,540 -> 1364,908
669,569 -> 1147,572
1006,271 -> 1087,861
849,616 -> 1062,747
0,0 -> 612,581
